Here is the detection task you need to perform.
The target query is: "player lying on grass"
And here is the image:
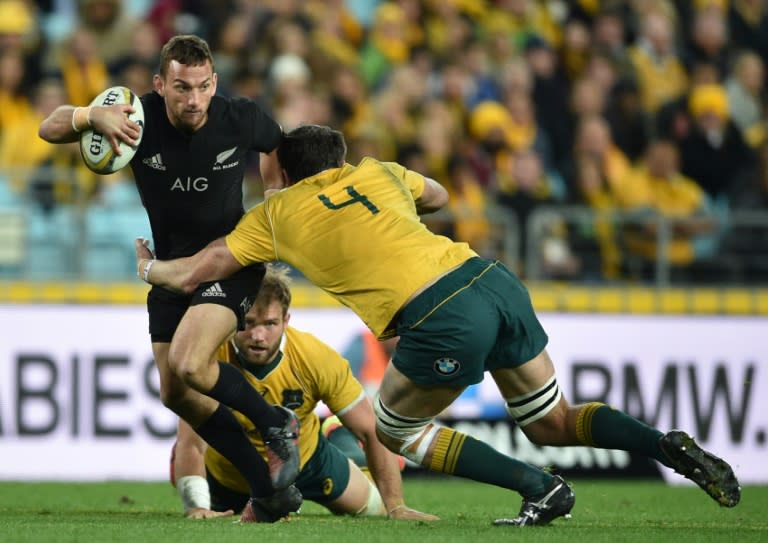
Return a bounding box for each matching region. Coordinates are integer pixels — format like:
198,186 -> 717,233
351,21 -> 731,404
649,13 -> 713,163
169,264 -> 437,521
137,124 -> 741,526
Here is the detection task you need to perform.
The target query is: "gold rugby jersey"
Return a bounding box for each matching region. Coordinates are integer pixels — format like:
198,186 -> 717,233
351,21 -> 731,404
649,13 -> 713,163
205,326 -> 365,494
226,158 -> 477,339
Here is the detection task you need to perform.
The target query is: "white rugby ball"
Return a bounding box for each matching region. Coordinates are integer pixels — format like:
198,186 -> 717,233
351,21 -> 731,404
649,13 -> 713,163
79,86 -> 144,174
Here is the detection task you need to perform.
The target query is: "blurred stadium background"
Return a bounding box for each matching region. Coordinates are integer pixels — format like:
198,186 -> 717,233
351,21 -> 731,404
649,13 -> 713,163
0,0 -> 766,491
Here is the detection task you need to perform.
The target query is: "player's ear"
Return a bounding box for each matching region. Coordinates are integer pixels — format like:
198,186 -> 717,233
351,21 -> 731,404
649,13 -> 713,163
211,72 -> 218,94
153,74 -> 164,96
283,311 -> 290,326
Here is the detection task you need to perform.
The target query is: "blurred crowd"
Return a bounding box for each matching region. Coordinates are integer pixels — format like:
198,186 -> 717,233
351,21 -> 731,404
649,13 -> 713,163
2,0 -> 768,284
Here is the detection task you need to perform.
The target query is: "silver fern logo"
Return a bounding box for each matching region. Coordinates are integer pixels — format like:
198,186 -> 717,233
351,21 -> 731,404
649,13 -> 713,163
213,147 -> 239,170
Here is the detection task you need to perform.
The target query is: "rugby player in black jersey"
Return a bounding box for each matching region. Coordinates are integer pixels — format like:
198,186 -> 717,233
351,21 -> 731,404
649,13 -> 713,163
39,34 -> 300,522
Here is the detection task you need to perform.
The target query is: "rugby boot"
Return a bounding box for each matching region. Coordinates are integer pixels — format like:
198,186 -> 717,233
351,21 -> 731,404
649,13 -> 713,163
263,406 -> 300,490
239,485 -> 302,523
493,475 -> 575,527
659,430 -> 741,507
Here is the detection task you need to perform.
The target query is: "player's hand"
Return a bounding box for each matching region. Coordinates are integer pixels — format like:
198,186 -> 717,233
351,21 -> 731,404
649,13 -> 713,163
387,504 -> 440,521
89,104 -> 142,153
185,507 -> 234,519
135,237 -> 155,260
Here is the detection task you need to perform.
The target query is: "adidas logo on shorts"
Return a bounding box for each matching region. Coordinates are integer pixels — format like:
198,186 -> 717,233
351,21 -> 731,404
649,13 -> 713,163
201,282 -> 226,298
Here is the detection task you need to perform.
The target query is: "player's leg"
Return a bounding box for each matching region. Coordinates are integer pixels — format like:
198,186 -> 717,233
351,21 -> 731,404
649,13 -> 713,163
325,459 -> 385,516
168,266 -> 300,490
295,430 -> 385,517
491,348 -> 741,507
376,258 -> 574,526
155,336 -> 279,502
376,364 -> 560,499
322,416 -> 407,474
321,416 -> 367,469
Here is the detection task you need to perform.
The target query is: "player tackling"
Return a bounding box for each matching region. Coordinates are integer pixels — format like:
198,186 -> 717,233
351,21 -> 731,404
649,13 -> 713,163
136,124 -> 741,526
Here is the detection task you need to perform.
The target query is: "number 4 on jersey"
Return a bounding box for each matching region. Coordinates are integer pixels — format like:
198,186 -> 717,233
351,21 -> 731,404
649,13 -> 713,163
318,186 -> 379,215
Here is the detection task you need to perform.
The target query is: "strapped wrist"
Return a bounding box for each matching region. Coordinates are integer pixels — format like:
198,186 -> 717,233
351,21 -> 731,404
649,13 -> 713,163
71,107 -> 82,133
176,475 -> 210,512
142,259 -> 155,282
71,106 -> 93,133
137,258 -> 155,283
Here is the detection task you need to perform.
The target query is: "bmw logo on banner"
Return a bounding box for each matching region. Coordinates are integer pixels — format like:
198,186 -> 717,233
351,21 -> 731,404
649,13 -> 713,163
434,357 -> 460,375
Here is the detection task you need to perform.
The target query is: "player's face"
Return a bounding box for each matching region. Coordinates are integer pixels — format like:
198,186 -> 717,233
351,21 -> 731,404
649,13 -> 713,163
234,300 -> 289,366
154,60 -> 217,133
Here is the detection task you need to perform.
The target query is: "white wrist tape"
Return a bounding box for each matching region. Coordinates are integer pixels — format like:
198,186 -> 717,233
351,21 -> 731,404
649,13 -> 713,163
142,259 -> 155,282
71,107 -> 82,133
176,475 -> 210,512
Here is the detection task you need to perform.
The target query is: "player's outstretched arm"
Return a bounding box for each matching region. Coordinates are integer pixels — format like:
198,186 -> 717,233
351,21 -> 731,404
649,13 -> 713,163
174,419 -> 234,519
135,237 -> 244,294
339,398 -> 439,521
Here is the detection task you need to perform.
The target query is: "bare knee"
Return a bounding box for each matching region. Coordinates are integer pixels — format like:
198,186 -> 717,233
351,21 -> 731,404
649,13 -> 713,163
167,344 -> 214,390
159,373 -> 189,411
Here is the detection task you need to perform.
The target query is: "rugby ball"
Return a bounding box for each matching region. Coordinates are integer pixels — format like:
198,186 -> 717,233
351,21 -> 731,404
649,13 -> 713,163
79,86 -> 144,174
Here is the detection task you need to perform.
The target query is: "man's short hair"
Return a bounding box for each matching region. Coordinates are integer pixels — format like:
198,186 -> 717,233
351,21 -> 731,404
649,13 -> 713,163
255,264 -> 292,316
158,34 -> 214,77
278,124 -> 347,184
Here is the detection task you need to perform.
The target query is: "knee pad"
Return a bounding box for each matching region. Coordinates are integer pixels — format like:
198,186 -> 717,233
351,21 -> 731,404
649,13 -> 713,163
373,394 -> 439,464
505,375 -> 562,427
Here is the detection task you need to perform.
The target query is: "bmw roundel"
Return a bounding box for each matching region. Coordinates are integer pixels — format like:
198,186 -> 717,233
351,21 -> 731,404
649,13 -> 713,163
434,357 -> 460,375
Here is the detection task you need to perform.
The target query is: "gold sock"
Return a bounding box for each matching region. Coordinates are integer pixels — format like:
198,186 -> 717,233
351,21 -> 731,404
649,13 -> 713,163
575,402 -> 605,446
429,428 -> 466,474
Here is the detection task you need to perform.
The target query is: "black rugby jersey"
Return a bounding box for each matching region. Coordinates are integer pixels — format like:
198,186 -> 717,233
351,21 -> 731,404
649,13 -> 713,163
130,92 -> 281,259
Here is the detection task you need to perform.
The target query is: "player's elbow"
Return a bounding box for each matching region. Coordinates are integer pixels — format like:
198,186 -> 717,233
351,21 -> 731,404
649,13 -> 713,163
417,178 -> 449,214
178,280 -> 198,296
38,122 -> 55,143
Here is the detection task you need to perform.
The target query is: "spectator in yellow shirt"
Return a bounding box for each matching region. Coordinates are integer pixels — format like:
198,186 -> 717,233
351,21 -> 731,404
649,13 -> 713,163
617,140 -> 717,277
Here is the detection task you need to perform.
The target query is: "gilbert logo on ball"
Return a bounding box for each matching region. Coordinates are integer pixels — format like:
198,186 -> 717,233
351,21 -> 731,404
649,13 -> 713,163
79,86 -> 144,174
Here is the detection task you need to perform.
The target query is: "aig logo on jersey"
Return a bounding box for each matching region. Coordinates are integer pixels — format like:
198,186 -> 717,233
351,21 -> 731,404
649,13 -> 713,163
213,147 -> 239,170
434,357 -> 460,376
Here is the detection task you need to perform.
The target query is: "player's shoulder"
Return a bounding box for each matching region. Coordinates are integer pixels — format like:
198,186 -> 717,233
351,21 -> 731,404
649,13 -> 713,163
285,327 -> 342,365
210,95 -> 269,119
209,95 -> 281,147
285,326 -> 329,350
356,156 -> 406,178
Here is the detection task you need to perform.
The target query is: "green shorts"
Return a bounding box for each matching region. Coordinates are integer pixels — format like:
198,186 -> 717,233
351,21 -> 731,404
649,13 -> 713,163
392,257 -> 548,388
208,430 -> 352,512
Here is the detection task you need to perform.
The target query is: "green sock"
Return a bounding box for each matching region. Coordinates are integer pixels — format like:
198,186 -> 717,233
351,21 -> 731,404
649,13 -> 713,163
326,426 -> 367,468
578,403 -> 669,466
430,428 -> 552,497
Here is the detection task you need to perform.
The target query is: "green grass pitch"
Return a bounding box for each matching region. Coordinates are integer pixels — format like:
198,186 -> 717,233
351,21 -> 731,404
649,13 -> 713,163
0,477 -> 765,543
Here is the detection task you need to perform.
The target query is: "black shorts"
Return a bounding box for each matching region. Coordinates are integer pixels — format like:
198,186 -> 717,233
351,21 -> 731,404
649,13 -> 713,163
147,264 -> 266,342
